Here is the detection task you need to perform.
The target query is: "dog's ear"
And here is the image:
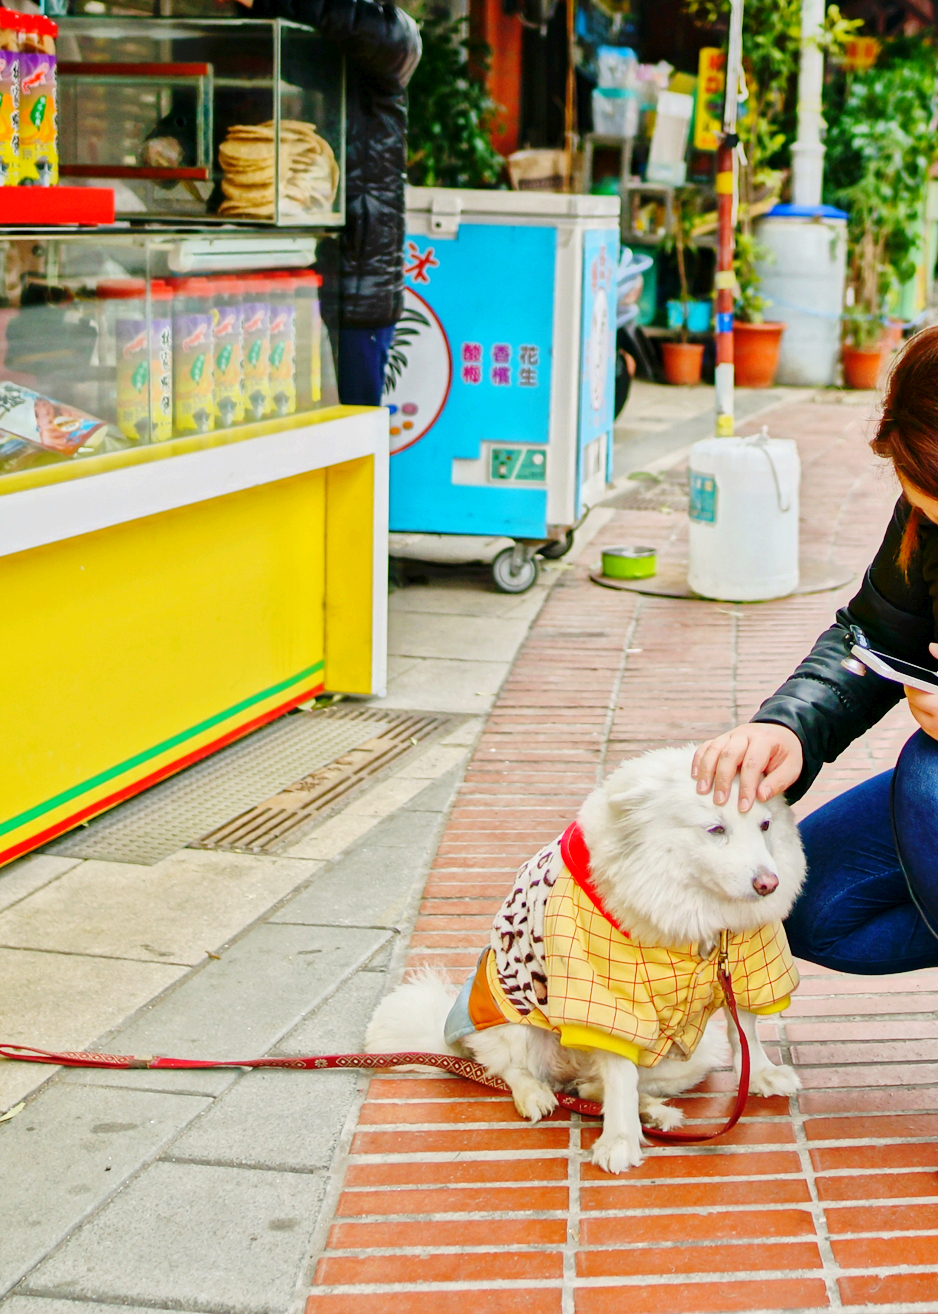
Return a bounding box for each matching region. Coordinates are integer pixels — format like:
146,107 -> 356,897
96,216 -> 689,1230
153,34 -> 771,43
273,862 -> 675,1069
605,782 -> 650,814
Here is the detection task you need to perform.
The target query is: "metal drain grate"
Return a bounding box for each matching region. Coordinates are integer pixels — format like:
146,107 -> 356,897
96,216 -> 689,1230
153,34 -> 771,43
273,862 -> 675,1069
45,707 -> 449,866
192,711 -> 448,854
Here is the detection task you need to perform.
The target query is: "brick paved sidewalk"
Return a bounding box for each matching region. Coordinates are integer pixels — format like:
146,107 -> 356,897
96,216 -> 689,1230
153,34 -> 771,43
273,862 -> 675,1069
306,396 -> 938,1314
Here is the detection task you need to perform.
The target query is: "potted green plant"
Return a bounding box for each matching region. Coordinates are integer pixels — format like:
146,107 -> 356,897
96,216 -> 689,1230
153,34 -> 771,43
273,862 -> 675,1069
405,10 -> 505,188
732,230 -> 785,386
683,0 -> 857,385
824,37 -> 938,388
662,188 -> 706,385
840,221 -> 888,389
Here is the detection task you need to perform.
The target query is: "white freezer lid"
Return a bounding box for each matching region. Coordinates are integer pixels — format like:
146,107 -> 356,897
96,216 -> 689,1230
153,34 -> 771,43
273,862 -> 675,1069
405,186 -> 620,219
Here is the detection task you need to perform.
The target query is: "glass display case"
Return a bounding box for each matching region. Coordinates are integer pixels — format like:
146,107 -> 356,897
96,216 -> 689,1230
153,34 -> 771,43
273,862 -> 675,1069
0,230 -> 339,477
56,18 -> 344,225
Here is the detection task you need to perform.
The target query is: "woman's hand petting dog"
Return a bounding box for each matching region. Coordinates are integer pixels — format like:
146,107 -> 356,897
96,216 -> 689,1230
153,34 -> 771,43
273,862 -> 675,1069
693,723 -> 803,811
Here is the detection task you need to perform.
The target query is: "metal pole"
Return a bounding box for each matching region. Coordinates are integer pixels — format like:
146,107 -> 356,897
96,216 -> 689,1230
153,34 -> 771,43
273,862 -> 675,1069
564,0 -> 576,192
714,0 -> 744,438
791,0 -> 825,207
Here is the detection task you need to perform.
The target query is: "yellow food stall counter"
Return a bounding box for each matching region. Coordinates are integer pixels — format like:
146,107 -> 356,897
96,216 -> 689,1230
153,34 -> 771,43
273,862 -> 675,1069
0,404 -> 389,868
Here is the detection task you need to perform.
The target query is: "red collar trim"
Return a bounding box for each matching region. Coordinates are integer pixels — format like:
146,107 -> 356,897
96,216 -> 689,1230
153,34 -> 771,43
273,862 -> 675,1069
560,821 -> 630,938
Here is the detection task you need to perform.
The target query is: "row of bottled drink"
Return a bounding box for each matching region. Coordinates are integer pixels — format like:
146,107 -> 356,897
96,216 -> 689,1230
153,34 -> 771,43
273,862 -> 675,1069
96,268 -> 324,443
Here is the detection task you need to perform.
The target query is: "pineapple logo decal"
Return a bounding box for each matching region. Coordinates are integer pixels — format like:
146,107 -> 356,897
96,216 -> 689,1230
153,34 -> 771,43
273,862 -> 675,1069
382,287 -> 452,455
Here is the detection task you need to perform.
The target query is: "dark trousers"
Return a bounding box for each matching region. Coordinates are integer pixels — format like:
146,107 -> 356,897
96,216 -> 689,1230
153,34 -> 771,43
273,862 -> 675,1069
337,325 -> 396,406
786,730 -> 938,974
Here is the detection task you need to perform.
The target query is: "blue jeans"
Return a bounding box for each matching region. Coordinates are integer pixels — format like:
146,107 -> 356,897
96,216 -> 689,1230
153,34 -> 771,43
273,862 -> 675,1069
337,326 -> 396,407
786,729 -> 938,974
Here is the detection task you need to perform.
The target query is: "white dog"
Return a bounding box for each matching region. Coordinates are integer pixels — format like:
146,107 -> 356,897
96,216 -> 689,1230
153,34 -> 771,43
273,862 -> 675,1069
367,745 -> 806,1174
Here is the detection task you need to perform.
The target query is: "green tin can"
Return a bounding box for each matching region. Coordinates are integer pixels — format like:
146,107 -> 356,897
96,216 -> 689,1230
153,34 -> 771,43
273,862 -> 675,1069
602,546 -> 657,580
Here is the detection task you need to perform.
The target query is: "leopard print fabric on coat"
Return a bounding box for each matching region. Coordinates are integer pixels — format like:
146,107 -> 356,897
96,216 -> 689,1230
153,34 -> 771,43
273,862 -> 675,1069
490,836 -> 565,1018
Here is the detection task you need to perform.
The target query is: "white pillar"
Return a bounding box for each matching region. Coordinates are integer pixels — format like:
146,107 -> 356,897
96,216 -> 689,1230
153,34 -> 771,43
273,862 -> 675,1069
791,0 -> 825,207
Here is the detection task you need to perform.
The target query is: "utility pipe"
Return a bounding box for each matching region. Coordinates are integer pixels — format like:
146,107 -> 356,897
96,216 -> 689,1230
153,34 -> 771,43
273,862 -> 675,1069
714,0 -> 744,438
791,0 -> 825,207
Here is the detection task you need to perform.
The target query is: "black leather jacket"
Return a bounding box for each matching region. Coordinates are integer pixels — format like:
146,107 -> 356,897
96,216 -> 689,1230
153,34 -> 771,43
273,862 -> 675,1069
253,0 -> 421,328
753,498 -> 936,801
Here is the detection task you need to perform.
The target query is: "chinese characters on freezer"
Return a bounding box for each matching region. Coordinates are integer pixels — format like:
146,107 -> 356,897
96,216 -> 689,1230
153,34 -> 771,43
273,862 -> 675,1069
459,342 -> 539,387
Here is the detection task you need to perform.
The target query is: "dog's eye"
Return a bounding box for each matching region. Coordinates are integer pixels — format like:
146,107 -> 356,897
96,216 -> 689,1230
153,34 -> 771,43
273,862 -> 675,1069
707,824 -> 726,836
760,819 -> 771,832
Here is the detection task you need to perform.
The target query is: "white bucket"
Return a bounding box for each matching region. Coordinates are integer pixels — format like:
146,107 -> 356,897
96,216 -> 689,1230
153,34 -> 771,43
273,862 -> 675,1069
754,207 -> 847,387
687,435 -> 800,601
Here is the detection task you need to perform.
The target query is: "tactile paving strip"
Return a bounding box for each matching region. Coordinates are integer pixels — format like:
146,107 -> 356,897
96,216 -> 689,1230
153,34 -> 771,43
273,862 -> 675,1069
193,710 -> 447,854
45,707 -> 451,866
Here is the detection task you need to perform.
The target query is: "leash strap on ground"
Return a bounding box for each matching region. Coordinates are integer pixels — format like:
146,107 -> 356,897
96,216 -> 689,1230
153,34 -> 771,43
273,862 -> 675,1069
0,948 -> 750,1146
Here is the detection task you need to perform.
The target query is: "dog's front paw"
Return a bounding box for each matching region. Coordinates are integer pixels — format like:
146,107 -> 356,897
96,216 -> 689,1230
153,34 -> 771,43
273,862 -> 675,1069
639,1095 -> 684,1131
511,1076 -> 558,1123
749,1063 -> 801,1098
591,1132 -> 644,1174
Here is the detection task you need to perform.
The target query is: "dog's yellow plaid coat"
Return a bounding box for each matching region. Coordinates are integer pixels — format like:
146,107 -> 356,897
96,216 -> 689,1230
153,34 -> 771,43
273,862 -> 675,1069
451,823 -> 799,1066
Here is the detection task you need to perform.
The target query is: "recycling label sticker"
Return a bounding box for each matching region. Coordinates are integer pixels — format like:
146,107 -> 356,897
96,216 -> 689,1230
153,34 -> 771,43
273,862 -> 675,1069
689,471 -> 718,523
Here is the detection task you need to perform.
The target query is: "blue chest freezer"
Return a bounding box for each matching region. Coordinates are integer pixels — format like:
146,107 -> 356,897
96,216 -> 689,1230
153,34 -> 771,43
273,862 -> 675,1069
382,188 -> 620,590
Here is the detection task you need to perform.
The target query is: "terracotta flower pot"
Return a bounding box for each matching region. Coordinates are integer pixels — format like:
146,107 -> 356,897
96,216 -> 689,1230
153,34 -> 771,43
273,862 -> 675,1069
842,344 -> 884,390
733,321 -> 784,388
882,319 -> 904,354
661,341 -> 704,386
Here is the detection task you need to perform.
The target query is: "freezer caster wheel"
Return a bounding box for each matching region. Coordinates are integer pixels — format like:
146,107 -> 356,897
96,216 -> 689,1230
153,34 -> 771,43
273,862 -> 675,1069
491,546 -> 540,594
538,529 -> 575,560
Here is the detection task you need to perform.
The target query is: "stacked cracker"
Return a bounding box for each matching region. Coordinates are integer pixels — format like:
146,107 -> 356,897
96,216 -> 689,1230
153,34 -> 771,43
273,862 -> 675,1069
218,120 -> 339,220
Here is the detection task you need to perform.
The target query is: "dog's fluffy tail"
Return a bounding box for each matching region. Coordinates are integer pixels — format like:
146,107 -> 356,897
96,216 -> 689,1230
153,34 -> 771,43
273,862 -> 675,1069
365,966 -> 461,1060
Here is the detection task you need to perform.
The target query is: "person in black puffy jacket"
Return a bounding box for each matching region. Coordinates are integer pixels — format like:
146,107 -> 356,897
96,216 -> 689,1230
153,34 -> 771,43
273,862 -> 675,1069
693,327 -> 938,977
238,0 -> 421,404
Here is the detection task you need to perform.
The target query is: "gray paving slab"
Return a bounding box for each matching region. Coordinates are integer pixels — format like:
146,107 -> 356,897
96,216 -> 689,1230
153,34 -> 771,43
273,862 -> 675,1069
396,764 -> 464,815
378,654 -> 508,713
370,798 -> 450,848
273,963 -> 386,1056
359,939 -> 393,972
63,922 -> 391,1097
388,609 -> 532,662
387,577 -> 549,619
0,857 -> 81,916
270,770 -> 453,932
0,853 -> 323,967
0,949 -> 187,1112
0,1085 -> 209,1299
125,949 -> 388,1172
1,1301 -> 203,1313
21,1161 -> 327,1314
61,1065 -> 242,1099
271,833 -> 438,930
166,1067 -> 359,1172
358,800 -> 446,847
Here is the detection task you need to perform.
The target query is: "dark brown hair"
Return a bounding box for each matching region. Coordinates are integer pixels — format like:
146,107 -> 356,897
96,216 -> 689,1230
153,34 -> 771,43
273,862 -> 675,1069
872,326 -> 938,572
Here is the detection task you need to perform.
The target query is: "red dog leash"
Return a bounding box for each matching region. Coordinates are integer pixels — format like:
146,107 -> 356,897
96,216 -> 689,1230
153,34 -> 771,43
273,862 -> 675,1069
0,938 -> 750,1146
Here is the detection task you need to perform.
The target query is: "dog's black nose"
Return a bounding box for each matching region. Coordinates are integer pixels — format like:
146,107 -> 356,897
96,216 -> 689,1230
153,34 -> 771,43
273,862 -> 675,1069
752,867 -> 779,897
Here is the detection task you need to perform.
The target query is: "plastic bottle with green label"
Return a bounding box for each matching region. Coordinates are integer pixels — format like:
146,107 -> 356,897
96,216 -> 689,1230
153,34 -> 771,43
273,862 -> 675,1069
212,275 -> 244,428
18,14 -> 57,186
169,277 -> 214,434
99,277 -> 174,443
240,274 -> 271,422
0,9 -> 23,186
293,269 -> 323,411
268,272 -> 297,417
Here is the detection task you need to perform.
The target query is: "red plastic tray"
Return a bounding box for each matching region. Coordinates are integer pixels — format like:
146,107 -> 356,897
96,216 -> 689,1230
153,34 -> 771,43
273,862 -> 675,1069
0,186 -> 116,226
